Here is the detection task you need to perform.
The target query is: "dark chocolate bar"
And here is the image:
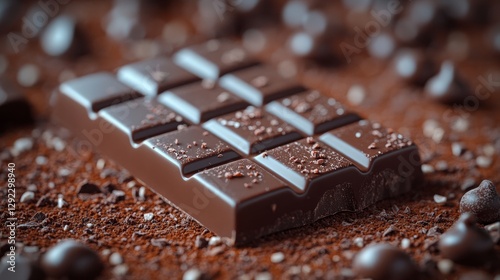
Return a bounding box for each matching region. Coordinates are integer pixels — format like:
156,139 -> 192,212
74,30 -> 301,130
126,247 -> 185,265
52,39 -> 422,244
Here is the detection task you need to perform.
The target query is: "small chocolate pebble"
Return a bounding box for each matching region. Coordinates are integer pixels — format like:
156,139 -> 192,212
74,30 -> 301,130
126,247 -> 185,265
438,213 -> 495,266
40,240 -> 104,280
352,243 -> 419,280
424,61 -> 471,104
0,254 -> 45,280
460,180 -> 500,224
77,181 -> 102,195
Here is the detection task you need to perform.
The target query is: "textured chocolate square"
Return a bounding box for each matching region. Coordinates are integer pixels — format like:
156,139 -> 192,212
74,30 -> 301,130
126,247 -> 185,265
146,126 -> 240,175
117,56 -> 198,96
219,65 -> 305,106
174,39 -> 258,80
203,106 -> 302,155
159,80 -> 248,124
59,72 -> 141,112
100,98 -> 185,142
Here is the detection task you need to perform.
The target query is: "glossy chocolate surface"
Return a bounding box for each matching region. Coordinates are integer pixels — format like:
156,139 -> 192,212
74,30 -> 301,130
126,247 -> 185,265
117,56 -> 199,96
159,80 -> 248,124
59,72 -> 141,113
100,97 -> 185,142
266,89 -> 360,135
174,38 -> 258,80
219,64 -> 305,106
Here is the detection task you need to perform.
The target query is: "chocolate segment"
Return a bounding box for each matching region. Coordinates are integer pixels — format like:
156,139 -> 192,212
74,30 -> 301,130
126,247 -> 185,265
174,39 -> 258,80
59,72 -> 141,113
100,97 -> 185,142
159,80 -> 248,124
219,65 -> 305,106
254,137 -> 353,192
203,106 -> 302,155
146,126 -> 240,175
117,56 -> 198,96
320,120 -> 414,171
194,158 -> 287,205
266,90 -> 360,135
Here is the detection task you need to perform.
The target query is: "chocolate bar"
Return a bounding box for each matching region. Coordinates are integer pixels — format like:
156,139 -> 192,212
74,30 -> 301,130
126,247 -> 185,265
52,39 -> 422,244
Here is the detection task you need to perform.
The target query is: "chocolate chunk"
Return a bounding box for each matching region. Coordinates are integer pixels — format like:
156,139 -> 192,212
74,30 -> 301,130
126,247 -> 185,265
117,56 -> 199,96
393,49 -> 436,86
367,33 -> 396,60
424,61 -> 472,104
0,79 -> 33,132
287,31 -> 331,61
159,81 -> 248,124
146,126 -> 240,175
40,240 -> 104,280
352,243 -> 419,280
438,213 -> 495,266
266,90 -> 360,135
174,39 -> 258,80
0,254 -> 45,280
76,181 -> 102,195
100,97 -> 185,142
59,72 -> 141,112
41,15 -> 86,57
203,106 -> 301,155
220,65 -> 305,106
460,180 -> 500,224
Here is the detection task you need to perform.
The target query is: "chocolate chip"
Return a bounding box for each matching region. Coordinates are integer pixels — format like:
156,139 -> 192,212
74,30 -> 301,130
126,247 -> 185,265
438,213 -> 495,266
40,240 -> 104,280
460,180 -> 500,224
287,31 -> 330,61
367,33 -> 395,60
195,236 -> 208,249
41,15 -> 86,57
424,61 -> 472,104
393,49 -> 436,86
352,243 -> 419,280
